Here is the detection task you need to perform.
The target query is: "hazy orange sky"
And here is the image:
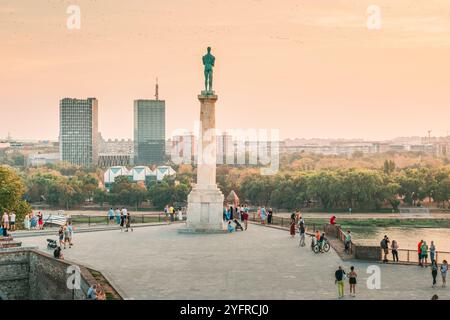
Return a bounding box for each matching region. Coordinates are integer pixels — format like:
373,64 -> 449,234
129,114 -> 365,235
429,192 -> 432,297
1,0 -> 450,141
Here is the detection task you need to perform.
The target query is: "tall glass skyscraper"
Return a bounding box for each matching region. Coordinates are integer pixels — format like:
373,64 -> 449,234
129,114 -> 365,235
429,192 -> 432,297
59,98 -> 99,166
134,99 -> 166,165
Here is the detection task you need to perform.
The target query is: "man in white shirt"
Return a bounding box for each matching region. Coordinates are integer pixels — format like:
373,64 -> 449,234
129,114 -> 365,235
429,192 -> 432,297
10,212 -> 16,231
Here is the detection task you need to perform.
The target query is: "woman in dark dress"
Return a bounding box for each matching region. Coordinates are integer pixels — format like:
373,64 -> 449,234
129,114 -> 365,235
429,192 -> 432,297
289,219 -> 296,238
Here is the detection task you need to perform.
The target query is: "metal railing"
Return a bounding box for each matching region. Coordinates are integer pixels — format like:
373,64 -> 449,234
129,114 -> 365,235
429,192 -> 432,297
248,213 -> 318,232
381,248 -> 450,264
32,212 -> 185,229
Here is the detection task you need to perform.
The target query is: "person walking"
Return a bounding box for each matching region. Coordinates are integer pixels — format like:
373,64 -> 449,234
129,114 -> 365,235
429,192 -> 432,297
243,210 -> 249,231
115,208 -> 121,225
289,219 -> 296,238
67,222 -> 74,247
440,260 -> 448,287
335,266 -> 346,299
58,226 -> 64,248
125,212 -> 133,232
299,220 -> 306,247
178,208 -> 183,221
38,211 -> 44,230
107,208 -> 114,225
430,241 -> 436,263
120,209 -> 126,232
421,241 -> 429,267
391,240 -> 399,262
431,260 -> 438,288
169,205 -> 175,222
63,225 -> 71,249
348,266 -> 357,297
260,207 -> 267,225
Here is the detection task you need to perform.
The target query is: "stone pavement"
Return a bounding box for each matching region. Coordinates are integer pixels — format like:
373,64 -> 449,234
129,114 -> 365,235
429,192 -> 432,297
19,224 -> 450,300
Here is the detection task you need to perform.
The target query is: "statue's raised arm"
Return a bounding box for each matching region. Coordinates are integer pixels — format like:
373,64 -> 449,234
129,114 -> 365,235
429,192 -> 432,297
202,47 -> 215,93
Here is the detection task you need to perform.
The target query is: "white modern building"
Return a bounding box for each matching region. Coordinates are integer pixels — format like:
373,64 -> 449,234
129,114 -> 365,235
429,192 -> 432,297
103,165 -> 176,189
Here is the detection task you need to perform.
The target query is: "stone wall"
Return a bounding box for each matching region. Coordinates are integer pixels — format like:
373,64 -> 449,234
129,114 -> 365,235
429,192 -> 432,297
0,250 -> 30,300
354,245 -> 382,261
0,248 -> 97,300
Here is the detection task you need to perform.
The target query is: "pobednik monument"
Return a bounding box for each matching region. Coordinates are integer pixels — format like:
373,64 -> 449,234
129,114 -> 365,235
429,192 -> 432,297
184,47 -> 225,233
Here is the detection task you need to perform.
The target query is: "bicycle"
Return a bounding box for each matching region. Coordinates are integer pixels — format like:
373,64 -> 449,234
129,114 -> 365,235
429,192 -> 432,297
313,238 -> 330,253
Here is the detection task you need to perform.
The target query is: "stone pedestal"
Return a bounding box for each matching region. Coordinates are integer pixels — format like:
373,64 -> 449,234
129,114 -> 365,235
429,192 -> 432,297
183,93 -> 225,233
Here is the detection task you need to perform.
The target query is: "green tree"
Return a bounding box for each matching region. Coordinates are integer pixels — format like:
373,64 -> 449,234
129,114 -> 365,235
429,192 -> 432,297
0,165 -> 32,224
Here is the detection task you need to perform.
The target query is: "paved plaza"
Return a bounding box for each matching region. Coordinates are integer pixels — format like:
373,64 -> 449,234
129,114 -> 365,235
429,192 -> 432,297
21,224 -> 450,300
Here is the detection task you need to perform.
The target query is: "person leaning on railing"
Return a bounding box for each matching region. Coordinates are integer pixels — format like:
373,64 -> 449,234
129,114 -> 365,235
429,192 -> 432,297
391,240 -> 399,262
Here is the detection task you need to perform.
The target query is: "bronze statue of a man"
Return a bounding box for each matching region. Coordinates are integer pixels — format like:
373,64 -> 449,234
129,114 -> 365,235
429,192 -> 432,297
202,47 -> 215,93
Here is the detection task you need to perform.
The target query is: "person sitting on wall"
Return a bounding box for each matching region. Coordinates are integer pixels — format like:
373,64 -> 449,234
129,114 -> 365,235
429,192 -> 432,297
87,284 -> 98,300
330,215 -> 336,225
53,246 -> 64,260
227,221 -> 235,233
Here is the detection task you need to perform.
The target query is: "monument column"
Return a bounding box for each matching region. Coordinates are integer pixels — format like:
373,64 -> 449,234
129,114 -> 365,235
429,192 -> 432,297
182,46 -> 225,233
197,94 -> 218,188
185,92 -> 225,232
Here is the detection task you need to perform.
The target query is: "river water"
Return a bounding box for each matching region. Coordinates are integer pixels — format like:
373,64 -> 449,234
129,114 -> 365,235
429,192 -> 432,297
347,227 -> 450,252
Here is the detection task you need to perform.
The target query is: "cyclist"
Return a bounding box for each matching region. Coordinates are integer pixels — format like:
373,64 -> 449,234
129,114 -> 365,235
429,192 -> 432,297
318,232 -> 326,253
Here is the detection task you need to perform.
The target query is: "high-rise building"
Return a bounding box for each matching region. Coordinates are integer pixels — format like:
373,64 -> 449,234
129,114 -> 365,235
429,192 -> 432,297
59,98 -> 99,166
134,99 -> 166,165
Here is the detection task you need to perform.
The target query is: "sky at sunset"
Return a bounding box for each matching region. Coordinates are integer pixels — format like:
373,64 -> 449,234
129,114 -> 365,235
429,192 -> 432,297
1,0 -> 450,141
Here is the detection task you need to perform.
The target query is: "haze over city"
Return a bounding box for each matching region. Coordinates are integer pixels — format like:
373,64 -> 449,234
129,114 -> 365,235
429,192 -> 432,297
1,0 -> 450,141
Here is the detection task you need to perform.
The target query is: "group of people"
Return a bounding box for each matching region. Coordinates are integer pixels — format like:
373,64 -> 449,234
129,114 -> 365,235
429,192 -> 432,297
335,265 -> 358,298
57,222 -> 74,249
225,204 -> 249,232
256,206 -> 273,224
416,239 -> 448,288
164,205 -> 183,223
106,208 -> 134,232
1,211 -> 16,236
23,211 -> 44,230
380,235 -> 448,288
87,283 -> 106,300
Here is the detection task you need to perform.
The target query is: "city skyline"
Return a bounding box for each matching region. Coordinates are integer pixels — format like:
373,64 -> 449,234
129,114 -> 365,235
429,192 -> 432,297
1,0 -> 450,141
